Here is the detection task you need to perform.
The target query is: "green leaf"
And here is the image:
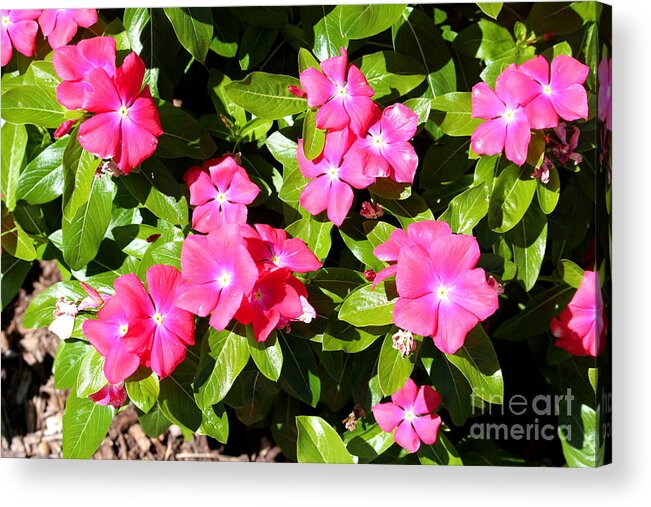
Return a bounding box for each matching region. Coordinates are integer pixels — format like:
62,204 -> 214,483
1,84 -> 66,128
336,4 -> 406,39
53,340 -> 90,390
15,136 -> 67,205
76,347 -> 107,398
238,26 -> 277,71
194,324 -> 250,409
1,207 -> 36,261
62,173 -> 116,271
430,92 -> 482,136
445,325 -> 504,404
506,204 -> 548,291
301,109 -> 326,161
298,47 -> 320,73
266,131 -> 299,168
137,227 -> 184,275
313,6 -> 349,61
296,416 -> 355,464
378,332 -> 420,396
488,164 -> 537,233
536,166 -> 561,214
418,433 -> 463,465
527,2 -> 583,36
1,122 -> 27,211
477,3 -> 503,19
247,330 -> 283,382
455,18 -> 515,61
163,7 -> 213,64
285,216 -> 332,262
156,100 -> 216,159
559,259 -> 585,289
354,51 -> 426,100
61,132 -> 97,221
278,332 -> 321,407
159,356 -> 203,433
198,403 -> 229,443
559,401 -> 601,467
322,318 -> 386,353
226,368 -> 279,425
138,404 -> 171,437
439,183 -> 489,234
426,344 -> 472,426
382,193 -> 434,227
345,423 -> 394,462
125,368 -> 160,413
123,7 -> 150,54
1,253 -> 32,309
62,392 -> 113,459
339,284 -> 395,327
225,72 -> 308,120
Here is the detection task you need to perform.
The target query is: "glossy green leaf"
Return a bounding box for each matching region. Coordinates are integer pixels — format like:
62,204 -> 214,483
1,122 -> 27,211
278,332 -> 321,407
301,109 -> 326,160
156,101 -> 216,159
558,401 -> 602,467
559,259 -> 585,289
378,332 -> 420,396
439,183 -> 489,234
138,404 -> 171,437
0,253 -> 32,309
53,340 -> 90,390
298,47 -> 320,72
1,84 -> 66,128
536,166 -> 561,214
198,403 -> 229,443
62,392 -> 113,459
76,347 -> 107,398
296,415 -> 355,464
478,3 -> 503,19
159,357 -> 203,432
286,216 -> 332,262
125,368 -> 160,413
163,7 -> 213,63
313,6 -> 349,61
427,344 -> 472,426
15,136 -> 67,205
345,423 -> 394,462
226,368 -> 279,425
339,284 -> 395,327
430,92 -> 482,136
418,433 -> 464,465
488,164 -> 537,233
506,204 -> 548,291
336,4 -> 406,39
354,51 -> 426,100
248,330 -> 283,382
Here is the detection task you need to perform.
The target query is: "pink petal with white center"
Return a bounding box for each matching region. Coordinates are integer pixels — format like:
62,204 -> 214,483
316,97 -> 350,131
146,264 -> 182,314
381,103 -> 418,143
432,300 -> 479,354
326,178 -> 354,226
185,167 -> 217,205
299,67 -> 335,108
323,127 -> 354,167
394,294 -> 439,338
338,149 -> 376,189
504,112 -> 532,166
344,95 -> 377,135
523,94 -> 558,129
372,402 -> 405,432
427,234 -> 481,283
391,378 -> 418,409
412,413 -> 442,445
149,324 -> 189,378
471,82 -> 505,119
77,111 -> 121,160
451,268 -> 499,321
550,84 -> 588,121
128,91 -> 163,136
394,420 -> 421,453
471,119 -> 506,157
382,141 -> 419,183
413,385 -> 443,415
219,201 -> 249,225
320,47 -> 348,87
550,55 -> 589,89
300,177 -> 330,217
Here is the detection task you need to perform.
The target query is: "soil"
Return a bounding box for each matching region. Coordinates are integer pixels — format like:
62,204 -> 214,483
1,261 -> 283,462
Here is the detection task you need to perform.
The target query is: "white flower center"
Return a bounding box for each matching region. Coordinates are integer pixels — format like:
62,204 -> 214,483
1,17 -> 10,26
327,165 -> 339,180
336,84 -> 347,97
153,312 -> 164,325
502,109 -> 516,123
254,290 -> 263,301
118,105 -> 129,118
218,272 -> 232,288
216,192 -> 227,203
404,408 -> 415,421
372,134 -> 384,148
542,84 -> 552,95
119,324 -> 129,336
436,285 -> 450,300
272,255 -> 281,265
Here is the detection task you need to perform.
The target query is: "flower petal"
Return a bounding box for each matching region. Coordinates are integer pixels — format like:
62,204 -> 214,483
523,94 -> 558,129
320,47 -> 347,87
471,82 -> 505,119
432,300 -> 478,354
299,67 -> 335,108
300,177 -> 330,217
381,103 -> 418,143
412,413 -> 442,445
326,178 -> 353,226
504,111 -> 532,166
413,385 -> 443,415
391,378 -> 418,409
393,420 -> 421,453
316,97 -> 349,131
372,402 -> 405,432
550,55 -> 589,89
7,20 -> 38,57
550,84 -> 588,122
471,119 -> 506,157
77,111 -> 121,160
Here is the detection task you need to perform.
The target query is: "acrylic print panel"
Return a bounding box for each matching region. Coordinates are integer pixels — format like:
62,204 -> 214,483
0,2 -> 611,466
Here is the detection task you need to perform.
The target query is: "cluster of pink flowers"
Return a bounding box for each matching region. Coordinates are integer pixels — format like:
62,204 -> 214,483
294,48 -> 419,226
1,9 -> 97,67
373,220 -> 500,354
471,55 -> 589,166
52,36 -> 163,174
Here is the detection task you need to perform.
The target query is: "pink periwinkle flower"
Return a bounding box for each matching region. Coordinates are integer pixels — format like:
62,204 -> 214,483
550,123 -> 582,166
551,270 -> 607,357
352,103 -> 419,183
471,77 -> 531,166
598,57 -> 612,131
531,156 -> 554,184
500,55 -> 589,129
39,9 -> 98,49
297,128 -> 375,226
393,232 -> 499,354
89,383 -> 127,409
176,225 -> 258,332
78,52 -> 163,174
299,47 -> 377,135
360,201 -> 384,220
78,281 -> 111,311
53,36 -> 116,110
243,223 -> 321,273
115,265 -> 196,379
372,378 -> 442,454
1,10 -> 40,67
184,156 -> 260,233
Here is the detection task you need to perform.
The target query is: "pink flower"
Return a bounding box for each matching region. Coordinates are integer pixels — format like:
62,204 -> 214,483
78,52 -> 163,174
471,78 -> 531,166
1,10 -> 40,67
89,383 -> 127,409
360,201 -> 384,219
235,268 -> 305,342
391,329 -> 416,359
39,9 -> 97,49
550,123 -> 582,166
598,57 -> 612,131
184,156 -> 260,233
500,55 -> 589,129
352,104 -> 419,183
297,128 -> 375,226
299,47 -> 376,135
551,270 -> 607,357
531,156 -> 554,184
243,223 -> 321,273
114,266 -> 196,379
393,234 -> 499,354
78,281 -> 111,311
176,226 -> 258,332
53,36 -> 116,110
82,296 -> 145,384
372,378 -> 442,454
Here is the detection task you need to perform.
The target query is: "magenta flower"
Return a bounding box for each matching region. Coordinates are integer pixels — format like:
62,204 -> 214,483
184,156 -> 260,233
550,123 -> 582,166
299,47 -> 376,135
78,52 -> 163,174
372,378 -> 442,454
471,78 -> 531,166
598,57 -> 612,131
1,10 -> 40,67
393,235 -> 499,354
89,383 -> 127,409
500,55 -> 589,129
82,296 -> 145,384
177,226 -> 258,332
352,104 -> 419,183
115,266 -> 196,379
53,36 -> 116,110
297,128 -> 375,226
551,270 -> 607,357
243,223 -> 321,273
39,9 -> 97,49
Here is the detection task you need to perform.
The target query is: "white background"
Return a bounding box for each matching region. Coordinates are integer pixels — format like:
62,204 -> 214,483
2,0 -> 650,504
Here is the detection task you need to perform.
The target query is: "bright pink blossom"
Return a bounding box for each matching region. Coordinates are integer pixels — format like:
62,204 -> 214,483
299,47 -> 376,135
297,128 -> 375,226
39,9 -> 97,49
372,378 -> 442,454
78,52 -> 162,174
598,57 -> 612,131
89,383 -> 127,409
243,223 -> 321,273
352,104 -> 419,183
393,234 -> 499,354
1,10 -> 40,67
501,55 -> 589,129
471,78 -> 531,166
53,36 -> 116,110
115,266 -> 196,379
176,226 -> 258,332
184,156 -> 260,233
551,270 -> 607,357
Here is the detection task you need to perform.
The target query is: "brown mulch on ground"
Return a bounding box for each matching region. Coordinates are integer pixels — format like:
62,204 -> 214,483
1,261 -> 283,461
